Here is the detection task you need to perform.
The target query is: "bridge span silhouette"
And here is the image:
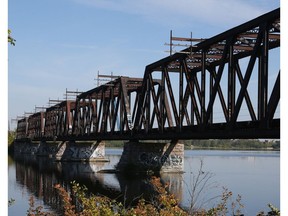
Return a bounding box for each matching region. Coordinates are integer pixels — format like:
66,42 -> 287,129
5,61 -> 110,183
16,8 -> 280,141
14,8 -> 280,172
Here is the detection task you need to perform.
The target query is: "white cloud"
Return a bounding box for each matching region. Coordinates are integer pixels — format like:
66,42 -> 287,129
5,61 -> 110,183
73,0 -> 278,27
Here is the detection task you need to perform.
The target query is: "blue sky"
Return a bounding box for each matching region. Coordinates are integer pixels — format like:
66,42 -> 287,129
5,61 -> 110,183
8,0 -> 280,128
3,2 -> 287,214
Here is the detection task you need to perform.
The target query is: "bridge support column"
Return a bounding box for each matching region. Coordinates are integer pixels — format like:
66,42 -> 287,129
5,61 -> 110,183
117,140 -> 184,173
54,141 -> 109,162
14,141 -> 109,162
13,141 -> 40,155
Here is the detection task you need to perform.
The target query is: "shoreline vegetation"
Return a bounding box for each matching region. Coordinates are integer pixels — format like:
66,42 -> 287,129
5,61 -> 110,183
24,178 -> 280,216
105,139 -> 280,151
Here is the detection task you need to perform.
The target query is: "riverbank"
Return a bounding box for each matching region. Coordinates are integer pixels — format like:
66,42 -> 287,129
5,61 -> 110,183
187,146 -> 280,151
104,139 -> 280,150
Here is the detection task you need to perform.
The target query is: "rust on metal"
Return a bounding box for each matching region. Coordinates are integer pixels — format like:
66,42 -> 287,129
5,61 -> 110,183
15,8 -> 280,141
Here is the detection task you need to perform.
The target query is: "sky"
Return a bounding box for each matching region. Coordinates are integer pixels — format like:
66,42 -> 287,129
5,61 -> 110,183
3,1 -> 287,214
8,0 -> 280,128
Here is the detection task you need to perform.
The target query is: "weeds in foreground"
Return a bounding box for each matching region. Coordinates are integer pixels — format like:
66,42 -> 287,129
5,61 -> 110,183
26,178 -> 279,216
8,198 -> 15,207
256,204 -> 280,216
204,188 -> 244,216
184,159 -> 218,213
27,196 -> 54,216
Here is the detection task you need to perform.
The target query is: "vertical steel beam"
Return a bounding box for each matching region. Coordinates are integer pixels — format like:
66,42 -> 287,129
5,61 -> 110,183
160,68 -> 165,132
102,97 -> 110,133
120,78 -> 132,131
228,37 -> 235,122
40,112 -> 45,136
258,23 -> 269,123
119,88 -> 124,133
93,94 -> 98,133
145,74 -> 151,133
111,94 -> 120,132
110,86 -> 115,131
88,97 -> 93,135
179,61 -> 184,131
72,99 -> 79,135
96,92 -> 103,133
209,71 -> 213,124
201,50 -> 206,125
67,101 -> 71,134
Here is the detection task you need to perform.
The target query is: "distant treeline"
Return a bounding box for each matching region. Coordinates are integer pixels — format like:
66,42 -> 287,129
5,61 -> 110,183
104,139 -> 280,150
105,140 -> 126,148
8,131 -> 16,146
183,139 -> 280,150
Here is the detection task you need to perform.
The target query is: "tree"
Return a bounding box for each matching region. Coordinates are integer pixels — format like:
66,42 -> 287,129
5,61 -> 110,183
8,29 -> 16,46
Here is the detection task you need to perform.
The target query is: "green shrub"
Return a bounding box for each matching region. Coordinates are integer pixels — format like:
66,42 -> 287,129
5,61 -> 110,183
26,179 -> 279,216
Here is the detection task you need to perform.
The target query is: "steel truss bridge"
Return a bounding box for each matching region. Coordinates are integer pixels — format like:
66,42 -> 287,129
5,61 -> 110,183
16,8 -> 280,141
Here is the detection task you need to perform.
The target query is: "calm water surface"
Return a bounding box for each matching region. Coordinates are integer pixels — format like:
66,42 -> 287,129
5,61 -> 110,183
8,149 -> 279,215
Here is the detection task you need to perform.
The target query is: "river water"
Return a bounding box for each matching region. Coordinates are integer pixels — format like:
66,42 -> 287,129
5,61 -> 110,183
8,149 -> 279,215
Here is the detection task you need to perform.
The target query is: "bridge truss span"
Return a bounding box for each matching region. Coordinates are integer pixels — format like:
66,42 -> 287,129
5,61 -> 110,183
133,8 -> 280,139
71,77 -> 155,139
16,8 -> 280,141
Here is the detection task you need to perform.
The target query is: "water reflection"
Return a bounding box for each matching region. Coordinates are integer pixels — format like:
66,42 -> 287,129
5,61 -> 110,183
13,155 -> 65,213
9,149 -> 280,215
12,153 -> 184,214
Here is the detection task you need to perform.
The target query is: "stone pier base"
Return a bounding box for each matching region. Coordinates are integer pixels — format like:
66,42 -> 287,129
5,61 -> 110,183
116,141 -> 184,173
13,141 -> 109,162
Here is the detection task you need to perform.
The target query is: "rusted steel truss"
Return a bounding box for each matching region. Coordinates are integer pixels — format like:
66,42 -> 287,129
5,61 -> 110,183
17,77 -> 160,141
133,8 -> 280,139
16,8 -> 280,141
16,117 -> 28,140
26,112 -> 45,139
69,77 -> 151,140
44,101 -> 76,139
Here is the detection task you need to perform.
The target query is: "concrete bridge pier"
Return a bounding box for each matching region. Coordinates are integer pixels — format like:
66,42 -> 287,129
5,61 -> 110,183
116,140 -> 184,173
54,141 -> 108,162
13,141 -> 40,156
14,141 -> 109,162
